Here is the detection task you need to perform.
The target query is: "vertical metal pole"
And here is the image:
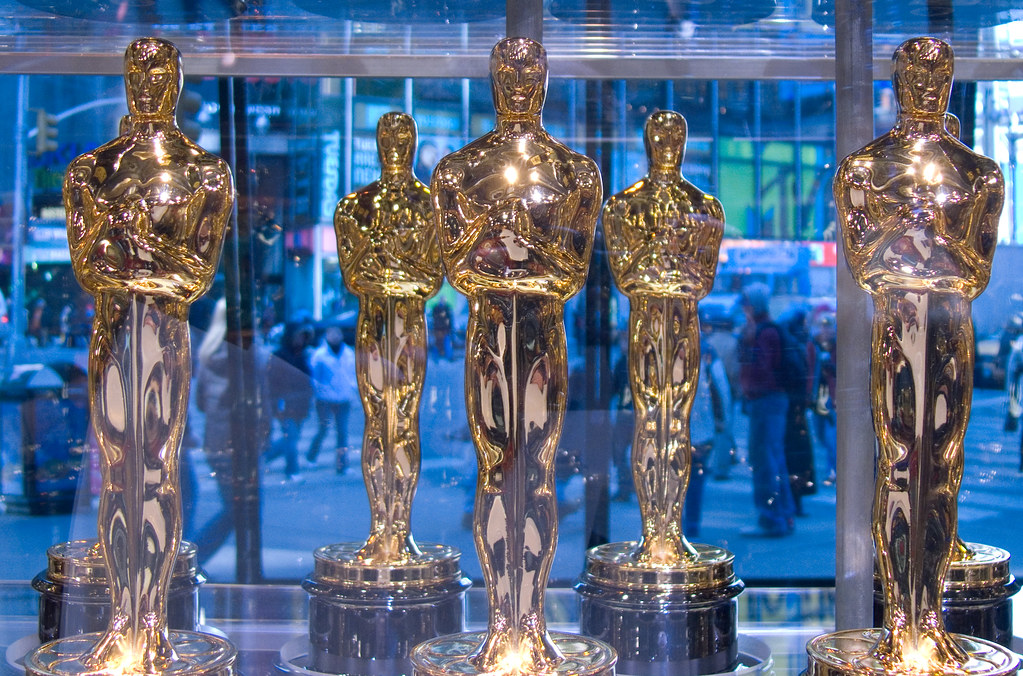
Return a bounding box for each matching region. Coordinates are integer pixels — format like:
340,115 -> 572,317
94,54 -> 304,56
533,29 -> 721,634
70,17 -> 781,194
343,20 -> 354,196
582,65 -> 614,553
834,0 -> 875,632
404,25 -> 414,116
981,86 -> 995,161
1009,132 -> 1019,244
506,0 -> 543,41
614,80 -> 626,189
7,75 -> 28,379
711,81 -> 720,195
752,81 -> 763,238
795,82 -> 804,240
461,24 -> 470,145
574,0 -> 615,553
219,74 -> 265,584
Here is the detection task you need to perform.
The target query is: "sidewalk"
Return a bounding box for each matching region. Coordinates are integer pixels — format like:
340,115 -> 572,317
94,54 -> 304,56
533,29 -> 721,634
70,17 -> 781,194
2,390 -> 1020,590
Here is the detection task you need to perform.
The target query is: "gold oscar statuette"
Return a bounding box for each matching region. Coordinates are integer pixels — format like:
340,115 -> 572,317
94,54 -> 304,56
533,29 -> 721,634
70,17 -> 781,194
575,110 -> 746,675
867,108 -> 1019,649
24,37 -> 236,676
292,112 -> 469,676
806,37 -> 1018,676
334,110 -> 444,566
410,37 -> 616,676
600,110 -> 726,567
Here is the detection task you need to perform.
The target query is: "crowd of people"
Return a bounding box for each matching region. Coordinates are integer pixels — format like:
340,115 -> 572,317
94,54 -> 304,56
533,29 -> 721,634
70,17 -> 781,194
71,281 -> 835,565
718,282 -> 836,537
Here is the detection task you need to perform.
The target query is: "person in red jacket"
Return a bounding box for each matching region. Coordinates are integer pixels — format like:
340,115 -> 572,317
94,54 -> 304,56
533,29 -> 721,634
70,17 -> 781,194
737,282 -> 795,537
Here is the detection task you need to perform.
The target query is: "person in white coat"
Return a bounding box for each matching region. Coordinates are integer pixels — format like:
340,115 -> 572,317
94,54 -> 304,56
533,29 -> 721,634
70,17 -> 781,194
307,325 -> 357,473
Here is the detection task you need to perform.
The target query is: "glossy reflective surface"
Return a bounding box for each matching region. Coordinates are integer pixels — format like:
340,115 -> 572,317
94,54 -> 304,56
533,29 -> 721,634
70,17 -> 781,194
33,37 -> 234,674
412,632 -> 615,676
828,37 -> 1007,673
806,629 -> 1018,676
334,111 -> 442,566
602,110 -> 725,566
428,37 -> 604,674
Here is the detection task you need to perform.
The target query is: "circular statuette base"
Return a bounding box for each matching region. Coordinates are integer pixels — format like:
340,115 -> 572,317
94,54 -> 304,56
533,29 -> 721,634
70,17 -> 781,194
411,631 -> 616,676
24,630 -> 236,676
948,544 -> 1012,590
582,542 -> 736,592
311,542 -> 464,589
806,629 -> 1019,676
576,542 -> 743,675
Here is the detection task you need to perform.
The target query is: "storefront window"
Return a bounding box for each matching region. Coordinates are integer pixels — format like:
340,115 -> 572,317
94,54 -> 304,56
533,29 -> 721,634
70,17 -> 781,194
0,0 -> 1019,604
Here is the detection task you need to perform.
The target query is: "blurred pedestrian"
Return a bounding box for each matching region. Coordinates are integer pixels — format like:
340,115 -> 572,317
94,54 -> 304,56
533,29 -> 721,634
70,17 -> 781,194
27,298 -> 47,346
685,336 -> 732,537
701,314 -> 739,479
738,282 -> 795,537
191,300 -> 236,563
812,310 -> 838,484
266,322 -> 314,481
429,301 -> 455,361
307,325 -> 357,473
780,307 -> 817,516
610,330 -> 634,501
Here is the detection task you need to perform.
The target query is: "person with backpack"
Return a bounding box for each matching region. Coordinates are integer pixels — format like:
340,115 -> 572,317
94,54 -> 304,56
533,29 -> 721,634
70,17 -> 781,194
779,308 -> 817,516
738,282 -> 796,537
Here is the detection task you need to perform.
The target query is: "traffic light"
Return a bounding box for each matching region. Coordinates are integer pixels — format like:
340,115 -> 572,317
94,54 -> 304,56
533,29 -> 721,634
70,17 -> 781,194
33,108 -> 58,154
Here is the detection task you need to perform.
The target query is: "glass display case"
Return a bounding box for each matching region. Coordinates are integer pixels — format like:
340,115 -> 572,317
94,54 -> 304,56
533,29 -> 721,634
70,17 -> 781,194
2,0 -> 1023,672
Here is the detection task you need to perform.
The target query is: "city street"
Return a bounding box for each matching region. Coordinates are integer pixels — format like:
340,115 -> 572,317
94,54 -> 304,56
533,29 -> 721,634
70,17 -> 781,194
2,380 -> 1022,589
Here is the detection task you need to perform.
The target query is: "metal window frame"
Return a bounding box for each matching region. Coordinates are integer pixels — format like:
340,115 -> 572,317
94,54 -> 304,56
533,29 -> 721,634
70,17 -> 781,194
0,53 -> 1018,80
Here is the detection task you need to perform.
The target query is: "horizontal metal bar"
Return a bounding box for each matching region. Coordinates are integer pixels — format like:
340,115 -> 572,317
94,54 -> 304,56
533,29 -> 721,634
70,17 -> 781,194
0,53 -> 493,78
873,57 -> 1023,82
1,51 -> 1021,81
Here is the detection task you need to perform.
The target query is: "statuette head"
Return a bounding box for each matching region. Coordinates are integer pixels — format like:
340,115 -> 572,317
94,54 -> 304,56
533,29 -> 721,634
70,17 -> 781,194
377,112 -> 417,171
490,37 -> 547,118
125,37 -> 183,121
644,110 -> 687,172
893,37 -> 953,117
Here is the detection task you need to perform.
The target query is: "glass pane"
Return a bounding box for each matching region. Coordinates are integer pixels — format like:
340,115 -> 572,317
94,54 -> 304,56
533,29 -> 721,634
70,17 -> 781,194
870,0 -> 1023,60
0,67 -> 840,586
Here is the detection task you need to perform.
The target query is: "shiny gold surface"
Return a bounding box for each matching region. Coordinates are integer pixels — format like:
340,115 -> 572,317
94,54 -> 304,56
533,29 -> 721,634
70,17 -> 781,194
334,112 -> 442,566
429,37 -> 605,674
412,632 -> 616,676
582,541 -> 735,592
831,37 -> 1005,672
806,630 -> 1019,676
311,542 -> 463,588
45,540 -> 199,587
25,632 -> 236,676
602,109 -> 724,567
33,37 -> 234,675
945,543 -> 1012,591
